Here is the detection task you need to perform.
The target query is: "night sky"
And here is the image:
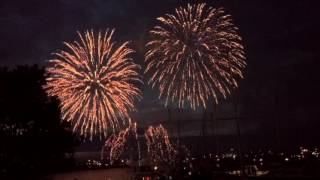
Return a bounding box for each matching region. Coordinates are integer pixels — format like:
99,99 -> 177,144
1,0 -> 320,150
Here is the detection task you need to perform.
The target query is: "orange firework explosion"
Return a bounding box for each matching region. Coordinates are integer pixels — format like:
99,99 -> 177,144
102,127 -> 130,164
145,124 -> 176,165
101,122 -> 140,164
44,29 -> 141,139
145,3 -> 246,110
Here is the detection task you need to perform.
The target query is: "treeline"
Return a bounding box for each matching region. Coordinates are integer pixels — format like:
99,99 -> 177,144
0,65 -> 77,179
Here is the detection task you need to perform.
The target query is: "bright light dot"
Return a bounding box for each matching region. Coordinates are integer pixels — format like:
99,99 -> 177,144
154,166 -> 158,171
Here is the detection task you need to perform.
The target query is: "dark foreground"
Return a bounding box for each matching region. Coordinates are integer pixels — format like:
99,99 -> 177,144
47,167 -> 320,180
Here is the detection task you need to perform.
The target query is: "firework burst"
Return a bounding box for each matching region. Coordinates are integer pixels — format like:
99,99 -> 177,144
44,29 -> 141,139
145,3 -> 246,109
102,126 -> 130,164
145,124 -> 176,165
101,122 -> 140,164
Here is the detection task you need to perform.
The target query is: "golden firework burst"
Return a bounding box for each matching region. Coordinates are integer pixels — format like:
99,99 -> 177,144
145,124 -> 176,165
145,3 -> 246,110
45,29 -> 141,139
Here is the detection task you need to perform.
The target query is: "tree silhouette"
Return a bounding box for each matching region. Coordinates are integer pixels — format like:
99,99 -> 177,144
0,65 -> 77,179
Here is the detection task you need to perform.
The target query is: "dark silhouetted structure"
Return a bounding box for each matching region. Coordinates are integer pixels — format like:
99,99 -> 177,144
0,65 -> 77,179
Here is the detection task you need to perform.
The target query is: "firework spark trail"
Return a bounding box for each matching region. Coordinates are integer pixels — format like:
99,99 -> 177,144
103,127 -> 130,164
101,122 -> 140,164
145,3 -> 246,110
133,122 -> 142,166
44,29 -> 142,139
145,124 -> 176,165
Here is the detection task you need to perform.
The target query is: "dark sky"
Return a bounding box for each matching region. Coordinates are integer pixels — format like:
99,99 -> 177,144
1,0 -> 320,149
